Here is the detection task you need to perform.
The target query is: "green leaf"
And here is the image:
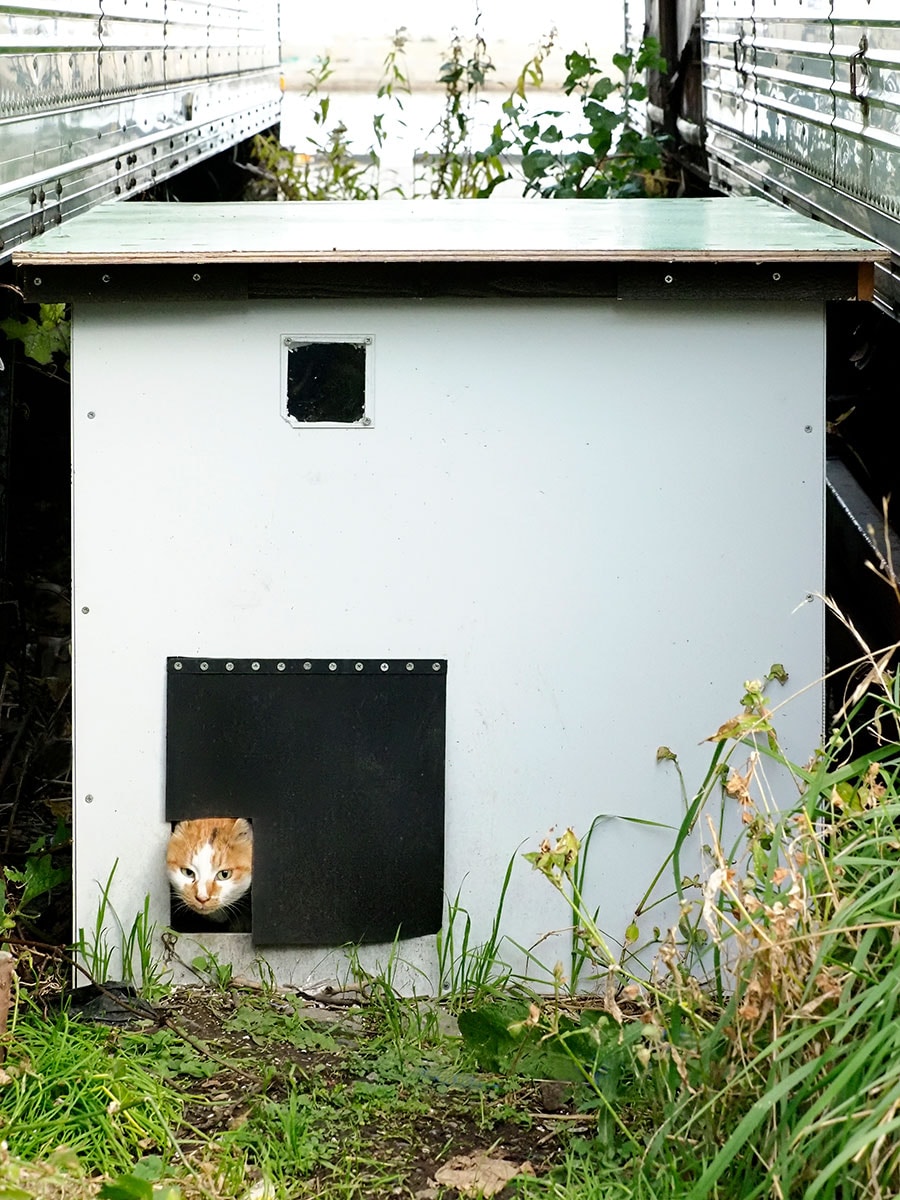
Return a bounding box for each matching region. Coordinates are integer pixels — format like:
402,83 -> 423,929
564,51 -> 595,83
458,1000 -> 584,1082
584,103 -> 622,133
0,306 -> 70,367
635,38 -> 667,73
521,150 -> 556,181
706,712 -> 774,743
131,1158 -> 166,1183
589,77 -> 616,102
99,1176 -> 154,1200
587,129 -> 614,159
18,853 -> 71,909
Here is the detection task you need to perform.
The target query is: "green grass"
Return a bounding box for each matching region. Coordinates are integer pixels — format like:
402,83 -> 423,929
5,658 -> 900,1199
507,667 -> 900,1198
0,1004 -> 186,1175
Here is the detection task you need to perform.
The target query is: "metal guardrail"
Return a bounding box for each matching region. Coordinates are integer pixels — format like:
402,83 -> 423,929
0,1 -> 282,260
632,0 -> 900,316
702,0 -> 900,316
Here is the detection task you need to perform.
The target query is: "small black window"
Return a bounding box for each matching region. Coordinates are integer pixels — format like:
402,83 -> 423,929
284,339 -> 369,426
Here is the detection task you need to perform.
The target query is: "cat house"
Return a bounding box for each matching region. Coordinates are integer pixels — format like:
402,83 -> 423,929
15,197 -> 882,989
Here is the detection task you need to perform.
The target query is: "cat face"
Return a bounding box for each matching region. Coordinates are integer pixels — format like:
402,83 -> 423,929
166,818 -> 252,921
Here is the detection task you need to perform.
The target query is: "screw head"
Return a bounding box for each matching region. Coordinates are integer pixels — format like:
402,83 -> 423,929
81,605 -> 89,614
85,794 -> 94,804
87,411 -> 96,419
33,276 -> 42,286
225,661 -> 234,671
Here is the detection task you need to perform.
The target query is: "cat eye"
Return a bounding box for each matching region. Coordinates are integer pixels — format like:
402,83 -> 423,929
181,867 -> 195,879
216,869 -> 232,880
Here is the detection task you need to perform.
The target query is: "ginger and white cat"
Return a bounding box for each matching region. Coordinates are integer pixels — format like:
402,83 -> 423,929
166,817 -> 253,924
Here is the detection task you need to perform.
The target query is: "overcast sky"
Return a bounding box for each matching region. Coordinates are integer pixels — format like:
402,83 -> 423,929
280,0 -> 623,55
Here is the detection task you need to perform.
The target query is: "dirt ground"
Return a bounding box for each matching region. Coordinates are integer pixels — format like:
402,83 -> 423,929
146,983 -> 590,1198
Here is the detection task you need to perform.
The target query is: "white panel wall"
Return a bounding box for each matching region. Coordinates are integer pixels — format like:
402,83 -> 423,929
71,296 -> 824,988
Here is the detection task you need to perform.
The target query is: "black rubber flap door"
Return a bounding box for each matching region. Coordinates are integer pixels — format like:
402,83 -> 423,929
166,658 -> 446,945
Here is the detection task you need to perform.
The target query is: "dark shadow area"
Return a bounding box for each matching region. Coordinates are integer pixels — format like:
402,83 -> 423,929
0,301 -> 72,947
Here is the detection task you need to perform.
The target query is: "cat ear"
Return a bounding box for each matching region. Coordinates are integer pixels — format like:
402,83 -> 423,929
232,818 -> 253,842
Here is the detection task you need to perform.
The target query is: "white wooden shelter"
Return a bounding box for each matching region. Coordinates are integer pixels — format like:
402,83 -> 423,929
16,197 -> 882,988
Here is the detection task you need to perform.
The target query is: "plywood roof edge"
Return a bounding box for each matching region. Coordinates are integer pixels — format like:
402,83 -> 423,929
16,247 -> 888,265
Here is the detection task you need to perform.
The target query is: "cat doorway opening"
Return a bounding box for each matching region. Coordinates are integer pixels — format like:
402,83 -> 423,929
165,658 -> 447,946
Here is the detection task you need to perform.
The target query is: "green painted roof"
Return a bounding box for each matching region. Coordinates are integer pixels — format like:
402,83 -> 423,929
14,196 -> 884,265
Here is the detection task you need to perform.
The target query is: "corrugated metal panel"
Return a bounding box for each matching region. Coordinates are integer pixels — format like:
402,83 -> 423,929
0,2 -> 102,116
702,0 -> 900,314
163,0 -> 211,85
98,0 -> 166,96
752,4 -> 834,181
208,3 -> 242,78
703,10 -> 756,144
831,7 -> 900,220
0,1 -> 281,259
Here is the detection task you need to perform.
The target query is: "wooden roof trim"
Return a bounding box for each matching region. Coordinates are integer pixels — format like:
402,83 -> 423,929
17,246 -> 886,265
